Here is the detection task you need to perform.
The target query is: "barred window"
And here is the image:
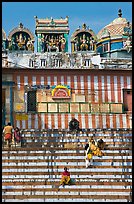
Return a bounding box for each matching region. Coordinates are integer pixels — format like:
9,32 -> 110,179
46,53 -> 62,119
27,91 -> 36,112
29,59 -> 34,67
41,59 -> 47,67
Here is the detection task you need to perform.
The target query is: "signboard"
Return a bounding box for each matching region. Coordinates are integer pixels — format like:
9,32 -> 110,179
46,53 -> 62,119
52,85 -> 71,99
16,114 -> 28,120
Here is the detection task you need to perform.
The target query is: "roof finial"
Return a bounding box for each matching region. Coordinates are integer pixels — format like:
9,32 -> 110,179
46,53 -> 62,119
118,9 -> 122,17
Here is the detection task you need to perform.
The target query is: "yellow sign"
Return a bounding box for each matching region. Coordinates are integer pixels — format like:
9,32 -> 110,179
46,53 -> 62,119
16,114 -> 28,120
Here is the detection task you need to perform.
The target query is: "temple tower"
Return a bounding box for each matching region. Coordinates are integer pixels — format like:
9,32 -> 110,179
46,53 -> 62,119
35,16 -> 69,53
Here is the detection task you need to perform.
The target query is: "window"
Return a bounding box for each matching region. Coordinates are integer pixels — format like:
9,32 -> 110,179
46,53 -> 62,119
29,59 -> 34,67
123,89 -> 132,112
103,43 -> 108,52
40,59 -> 47,67
27,91 -> 36,112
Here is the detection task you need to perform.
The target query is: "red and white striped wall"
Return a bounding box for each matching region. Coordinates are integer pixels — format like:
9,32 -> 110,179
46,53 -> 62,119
14,71 -> 132,103
13,70 -> 132,129
14,113 -> 131,130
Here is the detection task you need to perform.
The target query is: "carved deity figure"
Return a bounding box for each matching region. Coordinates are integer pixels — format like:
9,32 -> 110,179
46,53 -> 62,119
60,34 -> 66,52
73,36 -> 79,51
26,38 -> 34,51
80,34 -> 88,51
11,36 -> 18,50
17,33 -> 26,50
123,36 -> 132,53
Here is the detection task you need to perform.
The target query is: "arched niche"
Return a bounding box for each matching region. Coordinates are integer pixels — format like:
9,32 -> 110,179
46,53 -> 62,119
71,23 -> 97,52
8,23 -> 35,51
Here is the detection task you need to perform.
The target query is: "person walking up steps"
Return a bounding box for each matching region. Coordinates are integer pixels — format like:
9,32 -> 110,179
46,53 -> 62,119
3,122 -> 14,148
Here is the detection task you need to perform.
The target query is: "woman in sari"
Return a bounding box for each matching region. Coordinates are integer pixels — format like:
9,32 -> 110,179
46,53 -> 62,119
89,137 -> 104,157
85,137 -> 105,168
60,167 -> 71,186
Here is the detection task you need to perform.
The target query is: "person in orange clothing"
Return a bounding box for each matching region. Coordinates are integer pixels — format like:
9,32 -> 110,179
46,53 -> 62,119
60,167 -> 71,187
3,122 -> 14,148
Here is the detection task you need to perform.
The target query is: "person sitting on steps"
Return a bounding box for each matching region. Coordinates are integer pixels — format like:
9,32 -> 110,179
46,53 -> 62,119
60,167 -> 72,187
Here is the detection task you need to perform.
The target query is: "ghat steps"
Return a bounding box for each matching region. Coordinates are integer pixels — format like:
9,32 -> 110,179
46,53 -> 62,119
2,129 -> 132,202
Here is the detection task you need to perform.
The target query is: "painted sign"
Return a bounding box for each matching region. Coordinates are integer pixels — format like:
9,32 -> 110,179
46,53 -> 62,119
51,85 -> 71,99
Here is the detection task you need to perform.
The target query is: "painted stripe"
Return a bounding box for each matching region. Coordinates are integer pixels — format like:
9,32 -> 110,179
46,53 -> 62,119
109,114 -> 113,128
113,115 -> 116,129
80,76 -> 84,94
41,76 -> 44,85
114,76 -> 118,103
102,114 -> 107,129
98,114 -> 103,129
92,114 -> 95,128
54,76 -> 57,86
48,114 -> 51,129
119,114 -> 123,129
45,114 -> 48,129
85,114 -> 88,129
32,76 -> 36,85
120,76 -> 124,102
122,114 -> 127,128
68,114 -> 72,129
35,114 -> 38,129
117,76 -> 121,103
24,76 -> 28,85
116,114 -> 120,128
74,76 -> 78,94
127,76 -> 131,89
67,76 -> 71,87
61,114 -> 65,129
98,75 -> 102,103
41,113 -> 45,129
94,76 -> 98,102
107,76 -> 111,102
101,76 -> 105,102
106,114 -> 110,129
17,76 -> 20,90
104,75 -> 108,102
61,75 -> 64,85
87,75 -> 91,95
95,114 -> 99,128
88,114 -> 92,128
110,75 -> 115,103
47,76 -> 51,86
54,114 -> 58,129
58,114 -> 61,129
16,120 -> 20,129
81,114 -> 85,129
22,120 -> 26,129
28,114 -> 31,129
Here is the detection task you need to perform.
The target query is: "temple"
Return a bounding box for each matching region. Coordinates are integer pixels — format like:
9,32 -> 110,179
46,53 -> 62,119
2,10 -> 132,129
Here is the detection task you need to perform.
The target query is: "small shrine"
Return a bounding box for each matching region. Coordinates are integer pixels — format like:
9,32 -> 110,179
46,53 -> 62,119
70,23 -> 97,52
35,16 -> 69,52
8,23 -> 35,52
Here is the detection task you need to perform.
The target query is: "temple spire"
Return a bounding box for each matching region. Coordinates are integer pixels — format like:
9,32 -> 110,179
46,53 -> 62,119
118,9 -> 122,17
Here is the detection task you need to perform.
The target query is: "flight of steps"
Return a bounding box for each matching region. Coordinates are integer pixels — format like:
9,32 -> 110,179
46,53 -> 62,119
2,129 -> 132,202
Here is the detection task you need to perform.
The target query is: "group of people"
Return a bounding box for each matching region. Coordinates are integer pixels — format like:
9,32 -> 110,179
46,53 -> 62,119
3,120 -> 105,187
60,137 -> 105,187
85,136 -> 105,168
3,122 -> 21,148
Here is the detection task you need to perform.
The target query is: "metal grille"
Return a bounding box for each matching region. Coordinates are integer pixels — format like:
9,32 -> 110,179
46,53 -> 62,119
27,91 -> 36,112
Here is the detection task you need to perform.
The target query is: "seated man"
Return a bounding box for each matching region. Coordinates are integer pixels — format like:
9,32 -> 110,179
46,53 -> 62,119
60,167 -> 71,187
97,138 -> 105,150
69,118 -> 79,131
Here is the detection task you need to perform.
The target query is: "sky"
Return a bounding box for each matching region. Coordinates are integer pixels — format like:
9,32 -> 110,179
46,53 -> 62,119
2,2 -> 132,52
